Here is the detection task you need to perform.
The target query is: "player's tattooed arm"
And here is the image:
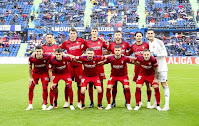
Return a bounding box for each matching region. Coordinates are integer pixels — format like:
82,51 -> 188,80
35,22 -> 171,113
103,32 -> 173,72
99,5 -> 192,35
48,69 -> 56,89
29,65 -> 34,86
153,67 -> 159,84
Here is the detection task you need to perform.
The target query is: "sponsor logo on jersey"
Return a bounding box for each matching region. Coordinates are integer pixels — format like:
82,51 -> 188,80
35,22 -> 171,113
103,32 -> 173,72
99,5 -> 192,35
113,65 -> 124,69
35,64 -> 46,67
56,65 -> 66,70
84,64 -> 96,68
92,46 -> 101,50
69,45 -> 80,50
134,51 -> 143,56
141,65 -> 152,69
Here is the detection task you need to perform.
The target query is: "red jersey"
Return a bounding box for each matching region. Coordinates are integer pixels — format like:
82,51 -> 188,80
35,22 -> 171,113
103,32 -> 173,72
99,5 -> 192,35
60,38 -> 85,66
29,54 -> 51,74
104,55 -> 133,77
48,56 -> 72,74
128,42 -> 149,57
135,56 -> 158,76
83,38 -> 108,55
42,44 -> 59,55
107,41 -> 130,55
75,56 -> 105,77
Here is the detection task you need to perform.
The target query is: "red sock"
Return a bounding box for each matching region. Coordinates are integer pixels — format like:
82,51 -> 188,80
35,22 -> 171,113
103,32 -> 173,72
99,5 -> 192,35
98,92 -> 103,105
65,85 -> 68,102
154,87 -> 160,105
54,86 -> 58,101
135,87 -> 141,106
42,84 -> 48,105
50,89 -> 54,105
28,82 -> 35,104
112,82 -> 117,101
123,86 -> 126,101
147,90 -> 152,101
68,84 -> 73,104
101,81 -> 104,102
81,93 -> 85,106
139,90 -> 142,102
106,88 -> 111,104
125,87 -> 131,104
77,86 -> 81,103
88,83 -> 93,102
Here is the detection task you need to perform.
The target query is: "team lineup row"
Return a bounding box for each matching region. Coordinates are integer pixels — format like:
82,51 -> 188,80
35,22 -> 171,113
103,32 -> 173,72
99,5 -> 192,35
26,28 -> 170,111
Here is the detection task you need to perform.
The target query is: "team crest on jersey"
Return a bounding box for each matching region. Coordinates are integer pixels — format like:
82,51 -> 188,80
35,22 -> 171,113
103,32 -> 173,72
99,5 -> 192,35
77,41 -> 79,44
44,60 -> 46,63
149,62 -> 151,65
98,42 -> 100,45
121,61 -> 124,64
53,48 -> 55,51
63,62 -> 65,64
93,61 -> 95,63
123,45 -> 125,48
142,46 -> 145,49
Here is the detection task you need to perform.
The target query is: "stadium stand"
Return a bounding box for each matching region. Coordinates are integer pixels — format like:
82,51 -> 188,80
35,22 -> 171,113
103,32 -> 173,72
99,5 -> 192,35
145,0 -> 196,29
90,0 -> 139,28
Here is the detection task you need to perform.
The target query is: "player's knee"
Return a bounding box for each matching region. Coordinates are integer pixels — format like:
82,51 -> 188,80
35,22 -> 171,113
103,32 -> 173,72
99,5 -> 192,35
106,88 -> 111,92
136,84 -> 142,88
97,88 -> 102,93
152,85 -> 158,88
124,85 -> 129,89
161,82 -> 167,87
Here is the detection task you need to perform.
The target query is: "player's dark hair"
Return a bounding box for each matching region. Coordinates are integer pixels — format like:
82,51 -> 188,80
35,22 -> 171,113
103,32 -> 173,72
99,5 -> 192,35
69,28 -> 77,33
143,49 -> 150,52
147,29 -> 154,32
91,27 -> 98,31
55,48 -> 63,53
114,45 -> 121,49
35,45 -> 43,50
135,31 -> 143,36
46,33 -> 53,36
115,30 -> 122,34
86,48 -> 94,51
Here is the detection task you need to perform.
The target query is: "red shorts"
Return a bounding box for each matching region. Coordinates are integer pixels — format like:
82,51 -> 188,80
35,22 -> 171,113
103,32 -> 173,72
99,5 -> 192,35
69,65 -> 83,84
97,65 -> 106,80
32,73 -> 49,85
136,74 -> 158,85
133,65 -> 140,82
81,76 -> 101,87
108,75 -> 129,86
53,73 -> 72,85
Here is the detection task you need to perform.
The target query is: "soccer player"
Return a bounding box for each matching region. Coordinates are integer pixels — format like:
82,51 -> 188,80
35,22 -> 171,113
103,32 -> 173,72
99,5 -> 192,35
147,29 -> 170,111
26,45 -> 51,110
127,31 -> 152,108
101,45 -> 134,110
74,48 -> 105,110
47,48 -> 75,110
133,49 -> 161,111
60,28 -> 85,108
82,27 -> 108,108
105,30 -> 130,107
31,33 -> 60,108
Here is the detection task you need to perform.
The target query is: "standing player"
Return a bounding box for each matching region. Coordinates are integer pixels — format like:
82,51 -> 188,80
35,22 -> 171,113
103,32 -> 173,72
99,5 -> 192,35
47,48 -> 75,110
26,45 -> 51,110
101,45 -> 134,110
147,29 -> 170,111
127,31 -> 152,108
32,33 -> 60,108
60,29 -> 85,108
82,27 -> 108,108
105,30 -> 130,107
133,49 -> 161,111
74,48 -> 105,110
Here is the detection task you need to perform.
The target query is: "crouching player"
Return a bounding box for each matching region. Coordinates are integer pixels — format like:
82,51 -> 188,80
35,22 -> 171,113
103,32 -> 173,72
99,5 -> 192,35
134,49 -> 161,111
100,45 -> 134,110
26,45 -> 51,110
74,48 -> 105,110
47,48 -> 75,110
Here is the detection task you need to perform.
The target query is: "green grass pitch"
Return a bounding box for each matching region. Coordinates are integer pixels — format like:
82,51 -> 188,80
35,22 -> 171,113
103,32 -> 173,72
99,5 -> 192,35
0,64 -> 199,126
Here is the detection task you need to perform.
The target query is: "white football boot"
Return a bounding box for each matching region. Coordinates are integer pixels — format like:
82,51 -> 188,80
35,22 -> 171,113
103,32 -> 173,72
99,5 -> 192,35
156,106 -> 162,111
162,105 -> 170,111
105,104 -> 112,110
77,102 -> 81,109
70,105 -> 75,110
46,105 -> 53,110
126,104 -> 132,110
42,104 -> 47,110
63,102 -> 69,108
26,104 -> 33,110
133,106 -> 140,111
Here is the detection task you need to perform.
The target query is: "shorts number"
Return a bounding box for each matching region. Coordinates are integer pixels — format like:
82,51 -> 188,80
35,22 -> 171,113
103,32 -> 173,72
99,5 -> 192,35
109,77 -> 112,81
52,76 -> 55,80
137,75 -> 142,80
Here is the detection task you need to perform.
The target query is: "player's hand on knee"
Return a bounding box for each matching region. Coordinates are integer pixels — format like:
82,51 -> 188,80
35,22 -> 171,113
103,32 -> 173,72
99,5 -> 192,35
29,78 -> 34,86
50,82 -> 56,90
153,78 -> 159,84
